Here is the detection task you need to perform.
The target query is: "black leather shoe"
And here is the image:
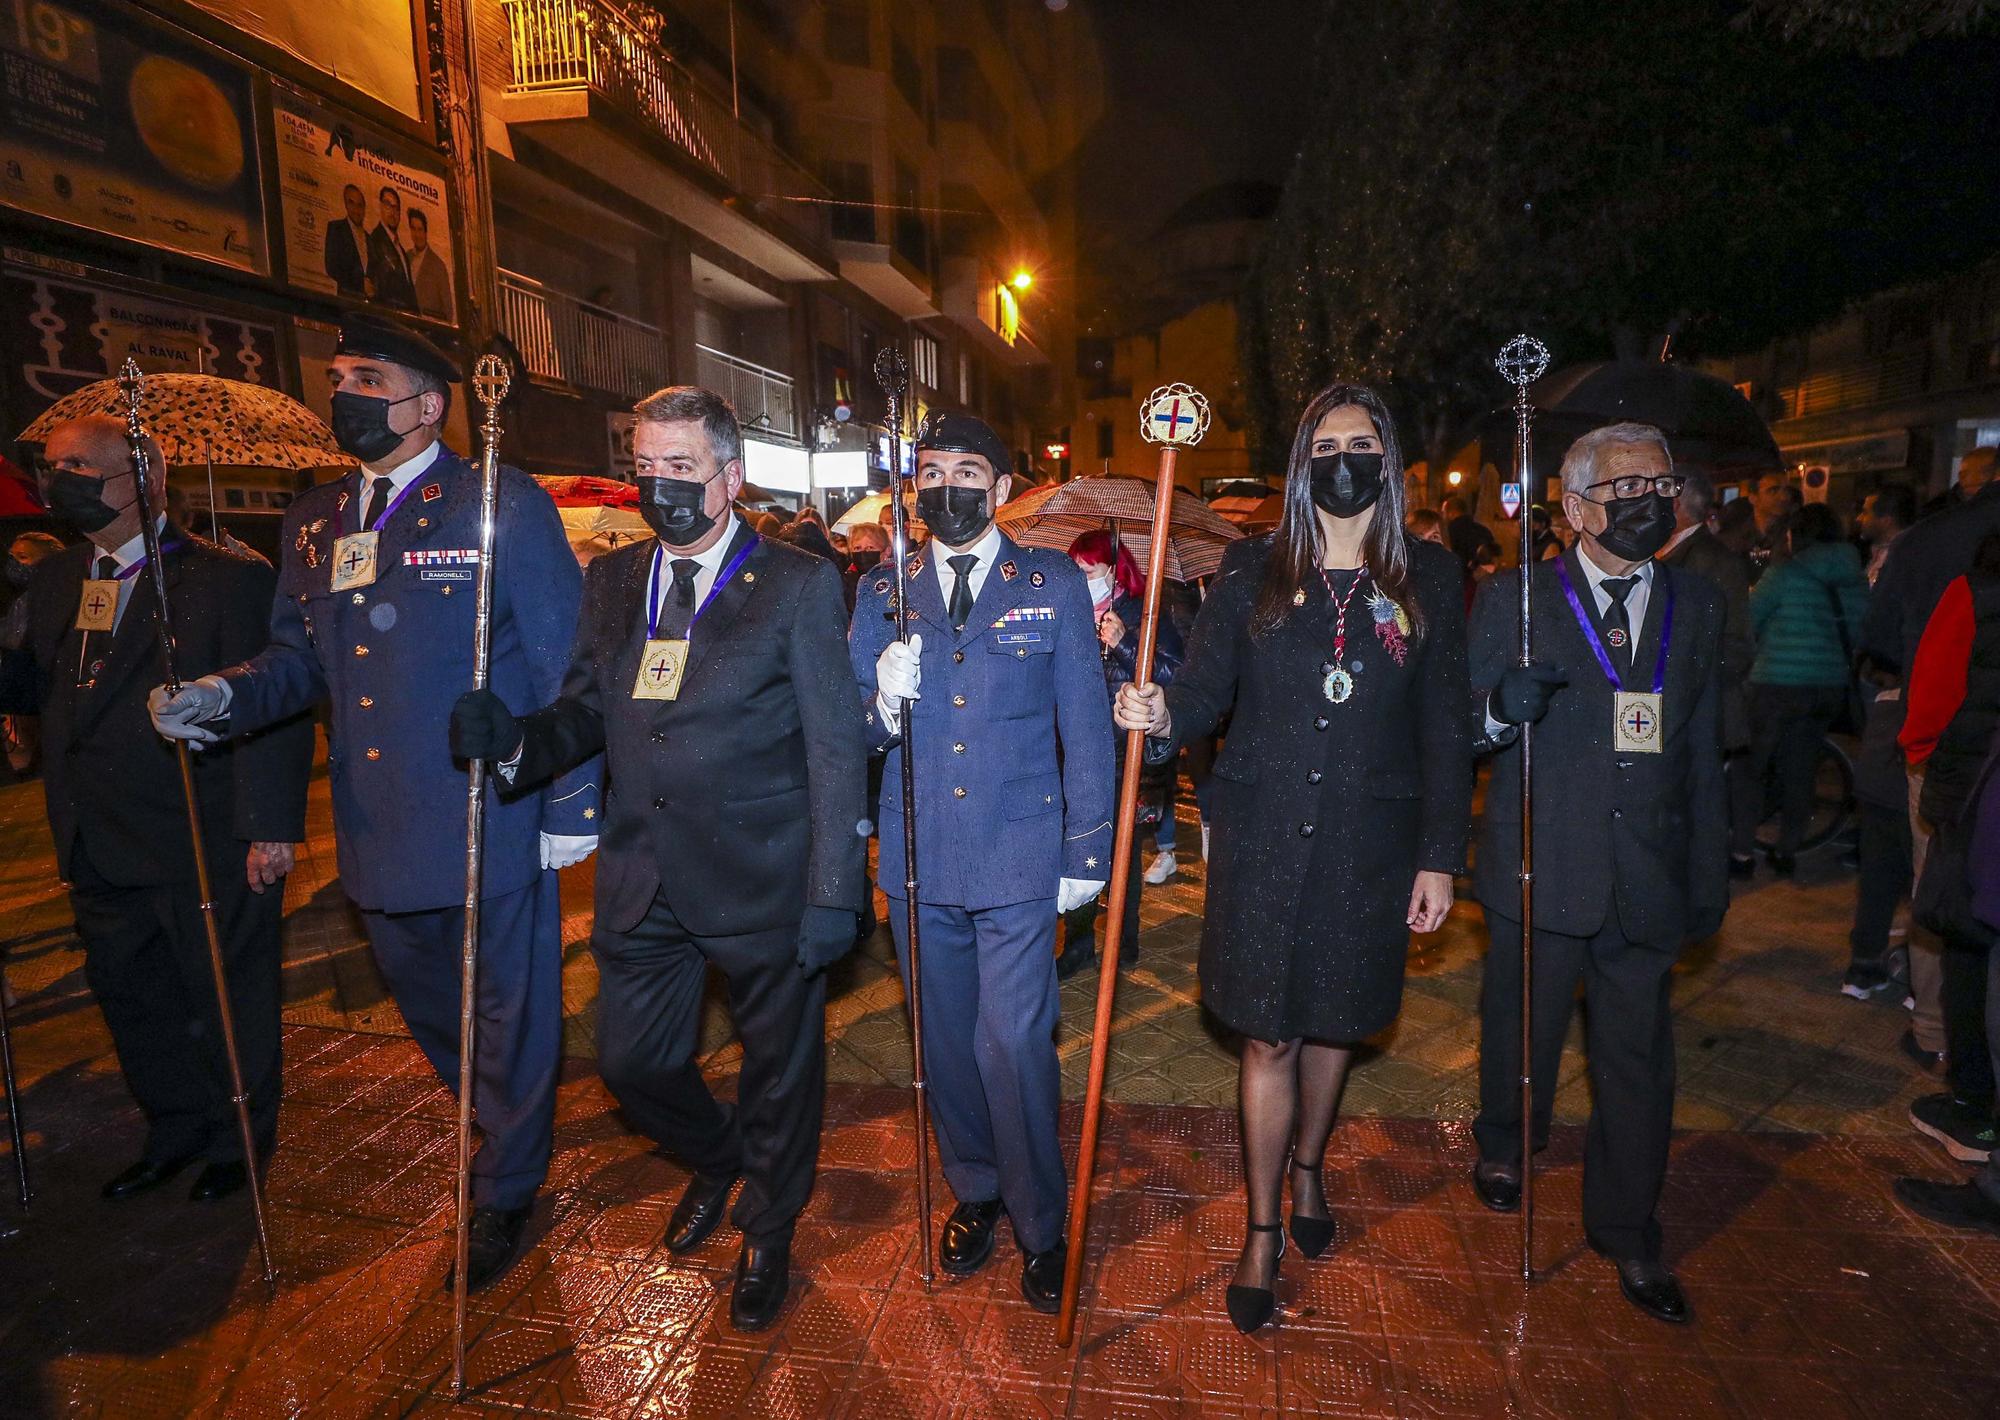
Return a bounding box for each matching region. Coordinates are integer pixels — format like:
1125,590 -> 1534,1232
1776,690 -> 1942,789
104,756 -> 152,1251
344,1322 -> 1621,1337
939,1198 -> 1003,1276
1612,1257 -> 1690,1324
444,1204 -> 534,1294
1224,1223 -> 1285,1334
730,1240 -> 790,1332
1287,1158 -> 1334,1259
1054,946 -> 1097,982
1470,1161 -> 1521,1214
189,1161 -> 248,1202
1020,1238 -> 1067,1314
665,1172 -> 738,1254
102,1154 -> 197,1201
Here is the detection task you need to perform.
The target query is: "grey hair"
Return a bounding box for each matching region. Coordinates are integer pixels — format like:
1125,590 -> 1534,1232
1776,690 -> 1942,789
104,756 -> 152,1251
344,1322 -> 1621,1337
1678,468 -> 1716,519
1559,421 -> 1672,496
634,385 -> 742,467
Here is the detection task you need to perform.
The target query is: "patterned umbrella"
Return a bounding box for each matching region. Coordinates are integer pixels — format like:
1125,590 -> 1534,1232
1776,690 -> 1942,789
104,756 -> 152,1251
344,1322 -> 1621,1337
17,374 -> 344,471
996,474 -> 1242,582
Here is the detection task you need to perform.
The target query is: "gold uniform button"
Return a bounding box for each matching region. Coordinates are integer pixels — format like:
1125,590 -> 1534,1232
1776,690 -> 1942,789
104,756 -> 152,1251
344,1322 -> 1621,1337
952,742 -> 965,754
365,747 -> 382,761
952,694 -> 966,707
952,786 -> 966,799
351,592 -> 365,605
442,586 -> 452,595
359,696 -> 374,708
354,644 -> 369,657
1017,649 -> 1027,659
953,651 -> 965,664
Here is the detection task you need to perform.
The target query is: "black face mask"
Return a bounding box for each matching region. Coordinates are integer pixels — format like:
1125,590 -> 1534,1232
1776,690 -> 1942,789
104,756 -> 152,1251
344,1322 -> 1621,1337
329,390 -> 423,463
44,469 -> 124,534
1592,492 -> 1678,562
848,547 -> 884,575
637,474 -> 721,546
915,484 -> 992,547
1308,451 -> 1386,519
3,558 -> 30,589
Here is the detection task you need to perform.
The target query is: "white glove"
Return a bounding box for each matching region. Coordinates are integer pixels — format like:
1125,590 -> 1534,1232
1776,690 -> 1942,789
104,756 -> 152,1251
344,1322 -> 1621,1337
1057,877 -> 1106,914
148,675 -> 231,745
874,633 -> 922,733
540,832 -> 597,871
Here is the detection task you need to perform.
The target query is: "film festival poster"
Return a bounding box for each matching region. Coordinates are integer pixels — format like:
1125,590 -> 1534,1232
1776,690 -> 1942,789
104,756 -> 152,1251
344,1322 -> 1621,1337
0,0 -> 266,274
273,87 -> 458,326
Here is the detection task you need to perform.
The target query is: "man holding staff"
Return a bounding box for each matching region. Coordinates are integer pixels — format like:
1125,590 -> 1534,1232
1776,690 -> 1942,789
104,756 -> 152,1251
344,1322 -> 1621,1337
1467,421 -> 1728,1324
850,410 -> 1114,1313
149,314 -> 599,1293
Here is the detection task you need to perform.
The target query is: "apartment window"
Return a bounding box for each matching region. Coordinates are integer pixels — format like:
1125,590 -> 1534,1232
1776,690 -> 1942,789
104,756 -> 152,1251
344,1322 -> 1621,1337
912,332 -> 940,390
825,160 -> 875,243
824,5 -> 870,67
893,160 -> 927,272
1097,421 -> 1114,461
891,37 -> 924,117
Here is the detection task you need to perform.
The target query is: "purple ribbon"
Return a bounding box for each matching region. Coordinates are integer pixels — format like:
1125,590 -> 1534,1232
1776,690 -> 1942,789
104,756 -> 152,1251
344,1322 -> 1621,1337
646,535 -> 761,640
111,539 -> 183,580
1553,556 -> 1674,695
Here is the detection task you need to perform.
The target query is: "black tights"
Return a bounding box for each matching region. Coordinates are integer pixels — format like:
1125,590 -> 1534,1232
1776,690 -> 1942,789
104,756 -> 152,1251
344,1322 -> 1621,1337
1235,1036 -> 1352,1285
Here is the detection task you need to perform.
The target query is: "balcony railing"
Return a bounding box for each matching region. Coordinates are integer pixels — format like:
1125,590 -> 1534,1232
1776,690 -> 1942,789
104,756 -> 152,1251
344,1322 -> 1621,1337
696,344 -> 797,439
499,0 -> 829,246
1776,347 -> 1930,420
497,269 -> 669,400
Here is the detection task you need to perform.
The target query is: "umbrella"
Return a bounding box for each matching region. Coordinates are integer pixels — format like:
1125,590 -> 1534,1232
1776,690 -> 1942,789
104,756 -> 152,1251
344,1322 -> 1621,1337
539,474 -> 638,508
996,474 -> 1241,582
556,503 -> 651,564
1526,360 -> 1781,476
18,374 -> 344,470
1215,490 -> 1284,533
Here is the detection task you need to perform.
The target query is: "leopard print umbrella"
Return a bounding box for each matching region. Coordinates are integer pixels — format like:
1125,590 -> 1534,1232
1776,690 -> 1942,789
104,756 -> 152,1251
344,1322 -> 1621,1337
18,373 -> 344,470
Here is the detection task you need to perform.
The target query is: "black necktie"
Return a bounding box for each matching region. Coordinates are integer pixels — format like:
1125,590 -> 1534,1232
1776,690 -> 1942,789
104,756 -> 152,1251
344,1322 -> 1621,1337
362,475 -> 394,531
1601,575 -> 1639,676
947,554 -> 977,633
659,558 -> 701,639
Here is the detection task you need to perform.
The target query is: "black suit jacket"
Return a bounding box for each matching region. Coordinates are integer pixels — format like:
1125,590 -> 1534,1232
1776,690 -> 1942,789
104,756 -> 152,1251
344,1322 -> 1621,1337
0,533 -> 313,887
512,522 -> 867,938
1469,548 -> 1728,947
323,218 -> 367,296
367,224 -> 416,310
1663,526 -> 1754,750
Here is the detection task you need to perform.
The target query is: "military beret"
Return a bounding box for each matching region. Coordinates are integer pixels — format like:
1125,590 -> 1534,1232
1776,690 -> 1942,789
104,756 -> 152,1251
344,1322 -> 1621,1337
335,312 -> 461,386
914,410 -> 1013,479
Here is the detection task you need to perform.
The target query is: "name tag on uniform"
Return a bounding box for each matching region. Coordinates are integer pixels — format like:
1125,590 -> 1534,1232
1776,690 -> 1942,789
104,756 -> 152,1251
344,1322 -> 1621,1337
330,531 -> 380,591
633,638 -> 689,701
1612,692 -> 1663,754
75,579 -> 118,632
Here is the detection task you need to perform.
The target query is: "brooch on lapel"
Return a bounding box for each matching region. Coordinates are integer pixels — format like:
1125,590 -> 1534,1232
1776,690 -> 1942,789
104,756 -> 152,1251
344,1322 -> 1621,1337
1366,587 -> 1411,665
1029,570 -> 1044,587
336,490 -> 350,512
1292,589 -> 1307,607
874,579 -> 890,594
422,484 -> 442,502
743,571 -> 756,584
1000,560 -> 1018,582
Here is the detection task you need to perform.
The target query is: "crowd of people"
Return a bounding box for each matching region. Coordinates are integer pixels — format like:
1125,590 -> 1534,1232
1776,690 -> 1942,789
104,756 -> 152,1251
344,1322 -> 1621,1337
3,310 -> 1998,1348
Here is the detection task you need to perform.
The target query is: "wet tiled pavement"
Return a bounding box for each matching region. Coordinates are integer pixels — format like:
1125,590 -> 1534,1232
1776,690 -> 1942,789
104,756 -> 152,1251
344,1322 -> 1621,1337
2,747 -> 1999,1415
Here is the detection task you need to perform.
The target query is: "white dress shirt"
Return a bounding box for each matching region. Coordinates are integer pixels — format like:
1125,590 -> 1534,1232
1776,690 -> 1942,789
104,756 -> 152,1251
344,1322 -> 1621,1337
876,523 -> 1004,732
87,516 -> 169,631
647,512 -> 743,632
358,439 -> 443,515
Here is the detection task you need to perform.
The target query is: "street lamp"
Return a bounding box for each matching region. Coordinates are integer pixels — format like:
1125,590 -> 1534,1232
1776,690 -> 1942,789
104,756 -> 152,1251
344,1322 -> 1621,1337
1011,270 -> 1033,291
1446,469 -> 1463,487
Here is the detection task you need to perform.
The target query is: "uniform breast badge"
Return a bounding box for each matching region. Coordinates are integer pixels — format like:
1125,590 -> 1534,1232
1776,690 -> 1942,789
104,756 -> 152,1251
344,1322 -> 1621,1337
75,578 -> 117,632
1029,569 -> 1044,587
330,530 -> 380,591
633,639 -> 689,701
1612,692 -> 1663,753
1000,560 -> 1018,582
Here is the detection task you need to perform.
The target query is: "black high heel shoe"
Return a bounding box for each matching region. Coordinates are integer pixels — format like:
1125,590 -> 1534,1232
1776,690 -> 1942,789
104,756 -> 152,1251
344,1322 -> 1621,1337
1224,1223 -> 1286,1334
1288,1157 -> 1335,1259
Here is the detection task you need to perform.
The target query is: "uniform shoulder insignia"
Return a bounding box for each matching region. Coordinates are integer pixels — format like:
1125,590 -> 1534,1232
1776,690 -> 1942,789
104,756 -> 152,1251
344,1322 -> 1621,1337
1029,569 -> 1044,587
1000,560 -> 1018,581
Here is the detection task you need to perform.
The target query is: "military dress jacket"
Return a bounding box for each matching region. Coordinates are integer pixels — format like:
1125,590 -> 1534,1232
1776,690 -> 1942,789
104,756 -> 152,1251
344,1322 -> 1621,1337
222,447 -> 601,914
1469,547 -> 1728,947
850,534 -> 1115,910
508,522 -> 869,940
0,531 -> 312,887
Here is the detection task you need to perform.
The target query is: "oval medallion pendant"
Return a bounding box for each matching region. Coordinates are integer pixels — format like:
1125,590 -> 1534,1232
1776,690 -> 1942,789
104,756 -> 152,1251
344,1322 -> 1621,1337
1323,665 -> 1355,704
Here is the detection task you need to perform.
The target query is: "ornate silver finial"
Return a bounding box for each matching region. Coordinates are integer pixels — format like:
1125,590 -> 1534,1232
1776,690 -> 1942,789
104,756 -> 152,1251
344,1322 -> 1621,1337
1495,334 -> 1551,389
1139,383 -> 1211,447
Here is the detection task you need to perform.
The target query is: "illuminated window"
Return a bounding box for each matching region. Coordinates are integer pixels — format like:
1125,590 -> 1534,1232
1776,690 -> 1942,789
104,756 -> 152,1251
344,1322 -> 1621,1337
912,332 -> 940,389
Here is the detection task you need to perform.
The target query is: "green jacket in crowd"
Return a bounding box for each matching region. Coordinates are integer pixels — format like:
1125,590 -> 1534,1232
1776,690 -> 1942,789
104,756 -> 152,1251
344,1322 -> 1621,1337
1750,540 -> 1869,688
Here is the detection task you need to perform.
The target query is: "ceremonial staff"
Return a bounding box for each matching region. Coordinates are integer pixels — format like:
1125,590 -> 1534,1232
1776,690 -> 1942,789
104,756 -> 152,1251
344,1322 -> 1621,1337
1495,334 -> 1550,1282
873,345 -> 937,1293
1,942 -> 27,1207
1058,384 -> 1210,1345
116,360 -> 274,1287
452,354 -> 510,1398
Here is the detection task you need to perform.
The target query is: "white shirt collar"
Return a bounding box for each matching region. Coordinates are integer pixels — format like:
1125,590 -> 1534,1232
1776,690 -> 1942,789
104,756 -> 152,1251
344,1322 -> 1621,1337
666,512 -> 743,577
362,438 -> 443,496
97,516 -> 169,573
933,522 -> 1004,574
1574,543 -> 1654,599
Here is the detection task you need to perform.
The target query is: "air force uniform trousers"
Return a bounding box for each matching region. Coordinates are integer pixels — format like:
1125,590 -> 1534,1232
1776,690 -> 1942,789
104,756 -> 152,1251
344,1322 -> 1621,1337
1467,550 -> 1728,1262
850,533 -> 1114,1252
220,445 -> 601,1209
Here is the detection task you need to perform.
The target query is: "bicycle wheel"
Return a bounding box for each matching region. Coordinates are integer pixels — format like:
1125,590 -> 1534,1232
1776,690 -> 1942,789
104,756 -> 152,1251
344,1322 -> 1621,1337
1752,737 -> 1856,854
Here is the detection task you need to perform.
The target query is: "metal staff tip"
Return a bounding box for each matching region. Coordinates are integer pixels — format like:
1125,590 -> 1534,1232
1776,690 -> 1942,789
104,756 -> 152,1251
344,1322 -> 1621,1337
1139,383 -> 1210,447
1495,335 -> 1551,389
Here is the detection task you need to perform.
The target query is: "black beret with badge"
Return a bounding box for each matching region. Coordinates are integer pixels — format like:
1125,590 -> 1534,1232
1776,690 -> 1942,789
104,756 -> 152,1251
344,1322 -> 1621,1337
335,312 -> 462,387
914,409 -> 1014,479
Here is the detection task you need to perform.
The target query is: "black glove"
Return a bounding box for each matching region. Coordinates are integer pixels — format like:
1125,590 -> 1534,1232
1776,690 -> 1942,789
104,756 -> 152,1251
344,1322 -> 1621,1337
449,688 -> 523,762
1490,663 -> 1568,726
795,904 -> 858,976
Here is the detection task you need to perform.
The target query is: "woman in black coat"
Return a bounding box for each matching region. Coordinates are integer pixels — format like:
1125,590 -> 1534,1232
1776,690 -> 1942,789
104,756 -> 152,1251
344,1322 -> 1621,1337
1115,383 -> 1472,1333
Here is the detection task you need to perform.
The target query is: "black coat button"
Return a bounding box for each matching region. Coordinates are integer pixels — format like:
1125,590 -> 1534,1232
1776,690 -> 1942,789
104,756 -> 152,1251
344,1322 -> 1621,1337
1299,822 -> 1315,837
653,797 -> 666,810
1307,769 -> 1322,784
1313,715 -> 1329,731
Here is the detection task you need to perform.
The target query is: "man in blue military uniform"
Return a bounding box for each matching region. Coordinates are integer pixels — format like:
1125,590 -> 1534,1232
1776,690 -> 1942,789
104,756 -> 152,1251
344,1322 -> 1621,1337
850,410 -> 1114,1312
149,314 -> 600,1291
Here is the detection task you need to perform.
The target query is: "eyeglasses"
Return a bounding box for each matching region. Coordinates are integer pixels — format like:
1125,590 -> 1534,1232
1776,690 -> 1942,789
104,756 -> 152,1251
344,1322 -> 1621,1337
1581,474 -> 1686,502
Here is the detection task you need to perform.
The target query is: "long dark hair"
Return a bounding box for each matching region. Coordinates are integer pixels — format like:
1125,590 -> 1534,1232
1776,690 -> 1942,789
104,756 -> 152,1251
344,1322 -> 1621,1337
1250,382 -> 1427,640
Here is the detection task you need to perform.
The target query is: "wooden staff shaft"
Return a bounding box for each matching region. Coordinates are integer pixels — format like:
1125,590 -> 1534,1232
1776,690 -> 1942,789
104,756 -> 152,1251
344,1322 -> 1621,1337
0,961 -> 22,1207
1057,444 -> 1179,1346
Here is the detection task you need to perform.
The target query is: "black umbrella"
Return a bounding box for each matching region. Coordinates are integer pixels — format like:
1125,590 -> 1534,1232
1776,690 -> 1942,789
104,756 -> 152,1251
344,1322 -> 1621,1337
1526,360 -> 1781,476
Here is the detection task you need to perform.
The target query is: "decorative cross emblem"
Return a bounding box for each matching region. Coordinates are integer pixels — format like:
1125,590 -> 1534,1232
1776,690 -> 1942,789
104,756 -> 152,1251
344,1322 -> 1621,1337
1494,334 -> 1551,388
340,547 -> 368,576
1151,400 -> 1195,436
85,591 -> 110,616
648,657 -> 674,683
1623,704 -> 1656,738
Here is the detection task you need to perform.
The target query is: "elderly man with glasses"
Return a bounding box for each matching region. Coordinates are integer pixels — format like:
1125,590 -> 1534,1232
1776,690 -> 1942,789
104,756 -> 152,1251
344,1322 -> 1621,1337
1464,422 -> 1729,1325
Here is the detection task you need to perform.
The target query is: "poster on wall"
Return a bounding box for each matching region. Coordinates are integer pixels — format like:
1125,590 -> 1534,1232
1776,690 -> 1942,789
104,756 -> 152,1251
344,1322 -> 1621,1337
179,0 -> 422,119
1,257 -> 283,422
272,87 -> 456,324
0,0 -> 265,273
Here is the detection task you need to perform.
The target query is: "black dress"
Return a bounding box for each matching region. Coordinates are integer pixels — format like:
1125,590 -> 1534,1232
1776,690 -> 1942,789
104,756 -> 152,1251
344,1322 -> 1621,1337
1156,534 -> 1472,1041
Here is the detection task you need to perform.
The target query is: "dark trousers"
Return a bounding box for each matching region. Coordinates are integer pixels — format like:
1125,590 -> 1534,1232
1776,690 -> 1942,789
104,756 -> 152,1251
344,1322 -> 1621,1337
1850,802 -> 1913,968
1944,929 -> 1995,1106
68,835 -> 282,1164
1727,748 -> 1762,860
362,874 -> 560,1210
591,891 -> 824,1246
1474,908 -> 1677,1263
889,897 -> 1065,1253
1746,684 -> 1843,856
